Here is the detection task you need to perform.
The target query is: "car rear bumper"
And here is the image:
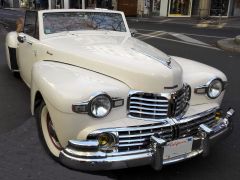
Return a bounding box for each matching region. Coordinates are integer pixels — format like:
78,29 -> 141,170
59,108 -> 235,171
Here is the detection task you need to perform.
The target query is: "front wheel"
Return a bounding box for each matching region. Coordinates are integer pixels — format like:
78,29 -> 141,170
36,101 -> 63,159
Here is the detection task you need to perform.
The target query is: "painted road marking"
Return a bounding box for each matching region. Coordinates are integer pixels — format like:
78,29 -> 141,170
136,28 -> 232,39
137,31 -> 167,40
170,33 -> 209,46
136,32 -> 221,51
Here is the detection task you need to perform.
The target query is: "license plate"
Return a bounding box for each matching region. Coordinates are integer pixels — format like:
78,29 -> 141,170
163,137 -> 193,159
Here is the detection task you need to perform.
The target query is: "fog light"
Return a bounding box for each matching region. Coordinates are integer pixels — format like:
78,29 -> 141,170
215,111 -> 223,121
98,133 -> 116,150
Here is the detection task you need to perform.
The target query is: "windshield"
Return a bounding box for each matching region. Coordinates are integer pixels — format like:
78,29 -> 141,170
43,12 -> 127,34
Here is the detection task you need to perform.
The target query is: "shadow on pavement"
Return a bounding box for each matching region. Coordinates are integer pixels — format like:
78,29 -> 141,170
0,25 -> 31,135
0,117 -> 113,180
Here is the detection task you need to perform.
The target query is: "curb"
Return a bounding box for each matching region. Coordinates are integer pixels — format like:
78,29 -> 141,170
217,38 -> 240,53
1,8 -> 25,12
235,35 -> 240,44
195,23 -> 227,29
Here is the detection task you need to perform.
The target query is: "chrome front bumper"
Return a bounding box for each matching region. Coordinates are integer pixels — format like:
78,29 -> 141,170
59,108 -> 235,171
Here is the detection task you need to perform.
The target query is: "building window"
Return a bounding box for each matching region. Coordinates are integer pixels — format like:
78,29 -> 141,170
69,0 -> 113,9
96,0 -> 113,9
69,0 -> 82,8
168,0 -> 192,16
150,0 -> 161,16
233,0 -> 240,16
210,0 -> 230,16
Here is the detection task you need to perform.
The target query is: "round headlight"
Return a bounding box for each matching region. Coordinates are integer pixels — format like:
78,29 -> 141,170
90,94 -> 112,118
207,79 -> 223,99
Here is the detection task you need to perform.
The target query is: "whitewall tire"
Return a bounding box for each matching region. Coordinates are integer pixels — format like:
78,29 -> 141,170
36,101 -> 62,159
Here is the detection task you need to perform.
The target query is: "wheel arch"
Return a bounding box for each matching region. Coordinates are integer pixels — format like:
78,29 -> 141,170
33,91 -> 44,115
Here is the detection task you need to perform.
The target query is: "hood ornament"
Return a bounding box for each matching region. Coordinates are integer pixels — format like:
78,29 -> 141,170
131,48 -> 172,69
167,56 -> 172,66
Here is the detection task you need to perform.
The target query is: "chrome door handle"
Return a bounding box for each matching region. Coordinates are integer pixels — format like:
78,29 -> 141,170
26,41 -> 33,45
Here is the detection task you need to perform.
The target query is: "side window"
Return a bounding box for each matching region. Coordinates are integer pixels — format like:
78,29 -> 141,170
24,11 -> 39,39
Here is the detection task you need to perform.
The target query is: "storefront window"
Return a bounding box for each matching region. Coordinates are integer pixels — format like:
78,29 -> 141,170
69,0 -> 113,9
50,0 -> 63,9
233,0 -> 240,16
210,0 -> 230,16
86,0 -> 97,8
20,0 -> 29,8
151,0 -> 161,16
20,0 -> 49,9
69,0 -> 82,8
169,0 -> 192,16
96,0 -> 113,9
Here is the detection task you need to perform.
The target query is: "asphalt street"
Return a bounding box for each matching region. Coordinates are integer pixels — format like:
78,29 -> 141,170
0,9 -> 240,180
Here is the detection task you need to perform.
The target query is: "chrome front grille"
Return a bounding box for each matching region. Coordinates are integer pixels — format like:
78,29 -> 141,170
88,108 -> 218,153
118,124 -> 174,152
174,86 -> 191,116
128,93 -> 169,120
178,111 -> 216,138
128,85 -> 191,120
117,110 -> 217,152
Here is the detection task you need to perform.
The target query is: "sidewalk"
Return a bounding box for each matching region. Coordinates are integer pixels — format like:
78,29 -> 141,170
217,35 -> 240,53
0,7 -> 25,12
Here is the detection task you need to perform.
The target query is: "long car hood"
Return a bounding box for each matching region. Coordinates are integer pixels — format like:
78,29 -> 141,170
41,33 -> 183,93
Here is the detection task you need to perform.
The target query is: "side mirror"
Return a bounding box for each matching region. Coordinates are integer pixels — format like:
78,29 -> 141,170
17,34 -> 26,43
130,28 -> 137,37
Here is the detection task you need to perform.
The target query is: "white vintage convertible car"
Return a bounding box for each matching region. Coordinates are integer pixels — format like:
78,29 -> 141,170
5,9 -> 234,171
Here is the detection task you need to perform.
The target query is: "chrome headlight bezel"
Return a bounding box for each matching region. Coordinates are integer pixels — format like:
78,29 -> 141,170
72,92 -> 124,118
194,78 -> 227,99
89,94 -> 112,118
207,79 -> 224,99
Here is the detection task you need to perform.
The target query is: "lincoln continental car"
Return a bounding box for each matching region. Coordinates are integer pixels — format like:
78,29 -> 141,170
5,9 -> 235,171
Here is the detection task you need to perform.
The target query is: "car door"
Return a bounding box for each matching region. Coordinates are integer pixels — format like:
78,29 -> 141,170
17,11 -> 39,87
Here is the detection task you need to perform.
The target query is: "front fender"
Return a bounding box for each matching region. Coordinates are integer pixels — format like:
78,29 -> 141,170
31,61 -> 130,147
172,56 -> 227,106
31,61 -> 130,115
